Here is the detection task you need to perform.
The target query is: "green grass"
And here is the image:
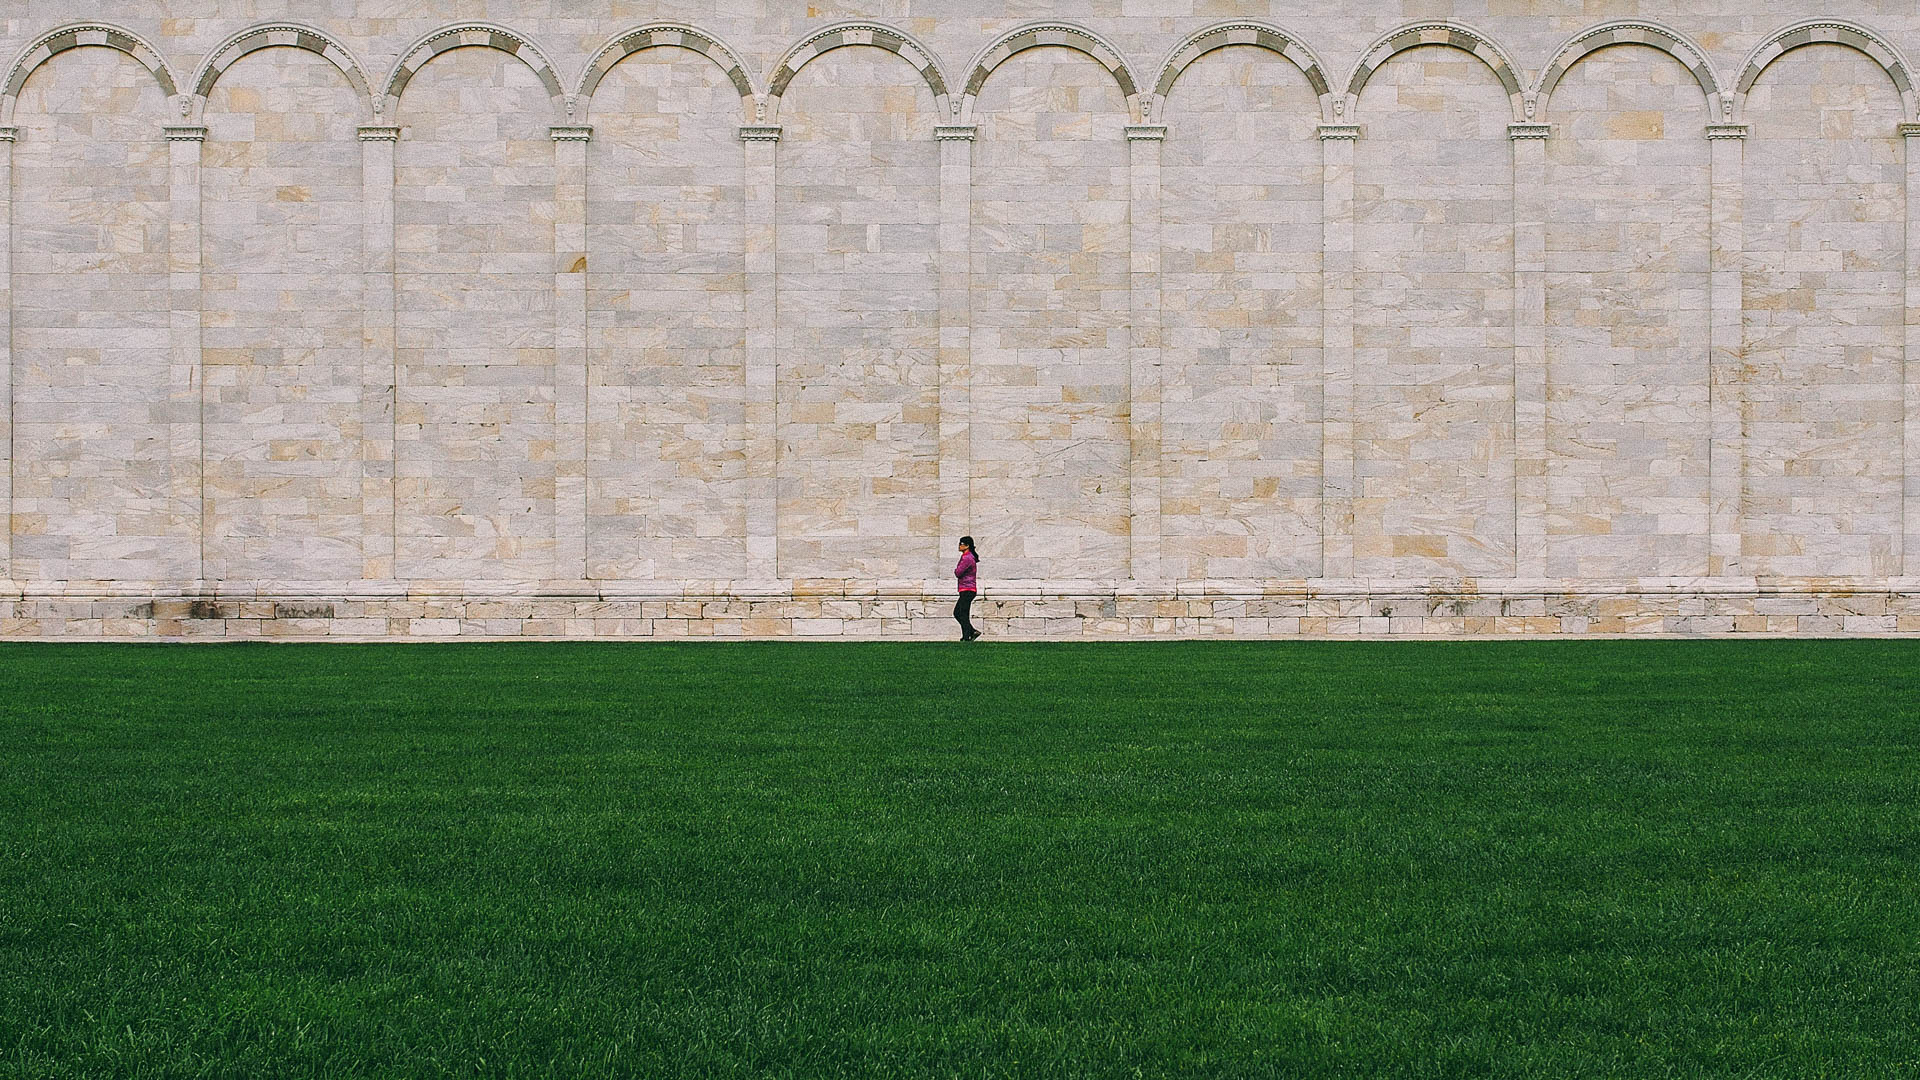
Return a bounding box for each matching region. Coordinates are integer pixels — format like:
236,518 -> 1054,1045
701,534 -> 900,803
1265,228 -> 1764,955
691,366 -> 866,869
1,641 -> 1917,1078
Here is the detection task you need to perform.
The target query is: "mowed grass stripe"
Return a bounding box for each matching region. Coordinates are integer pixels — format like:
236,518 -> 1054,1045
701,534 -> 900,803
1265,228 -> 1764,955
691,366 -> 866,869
1,641 -> 1916,1078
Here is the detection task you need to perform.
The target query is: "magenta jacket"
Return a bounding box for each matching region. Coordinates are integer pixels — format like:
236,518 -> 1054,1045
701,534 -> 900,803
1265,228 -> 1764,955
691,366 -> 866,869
955,550 -> 977,593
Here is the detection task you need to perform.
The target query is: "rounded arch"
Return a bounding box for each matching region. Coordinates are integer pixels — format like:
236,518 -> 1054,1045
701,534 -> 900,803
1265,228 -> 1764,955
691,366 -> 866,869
379,23 -> 566,121
1,23 -> 179,124
1733,20 -> 1917,125
766,21 -> 950,123
1149,21 -> 1333,123
959,22 -> 1142,123
1342,21 -> 1524,123
575,23 -> 756,122
1534,21 -> 1720,121
189,23 -> 372,123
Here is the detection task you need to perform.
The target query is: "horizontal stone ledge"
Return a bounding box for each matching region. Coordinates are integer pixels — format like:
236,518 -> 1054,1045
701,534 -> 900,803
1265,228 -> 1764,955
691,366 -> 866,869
5,605 -> 1918,643
13,578 -> 1920,605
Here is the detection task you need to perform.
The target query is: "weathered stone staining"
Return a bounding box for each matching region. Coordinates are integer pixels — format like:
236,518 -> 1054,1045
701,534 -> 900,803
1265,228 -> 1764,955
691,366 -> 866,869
3,6 -> 1920,639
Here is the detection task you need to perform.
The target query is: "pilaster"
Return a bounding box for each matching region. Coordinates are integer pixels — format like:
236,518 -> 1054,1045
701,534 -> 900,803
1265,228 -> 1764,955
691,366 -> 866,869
1319,123 -> 1360,580
1903,122 -> 1920,575
552,125 -> 591,586
741,124 -> 781,581
936,124 -> 975,553
1126,123 -> 1166,583
0,127 -> 13,585
1707,122 -> 1748,577
164,124 -> 207,589
358,124 -> 400,584
1510,122 -> 1551,579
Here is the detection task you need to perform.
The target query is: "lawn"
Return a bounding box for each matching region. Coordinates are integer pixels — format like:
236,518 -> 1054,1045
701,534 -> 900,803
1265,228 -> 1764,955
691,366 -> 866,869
1,640 -> 1917,1078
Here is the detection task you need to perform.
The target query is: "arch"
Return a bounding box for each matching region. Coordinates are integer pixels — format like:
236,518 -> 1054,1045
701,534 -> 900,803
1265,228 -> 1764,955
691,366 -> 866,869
189,23 -> 372,122
379,23 -> 565,121
1,23 -> 179,123
766,21 -> 950,122
1534,21 -> 1719,120
1733,20 -> 1918,124
1342,21 -> 1524,122
1149,20 -> 1332,123
575,22 -> 756,120
960,22 -> 1142,122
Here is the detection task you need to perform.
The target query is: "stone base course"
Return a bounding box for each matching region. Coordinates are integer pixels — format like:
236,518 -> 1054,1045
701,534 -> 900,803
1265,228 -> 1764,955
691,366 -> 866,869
4,586 -> 1915,640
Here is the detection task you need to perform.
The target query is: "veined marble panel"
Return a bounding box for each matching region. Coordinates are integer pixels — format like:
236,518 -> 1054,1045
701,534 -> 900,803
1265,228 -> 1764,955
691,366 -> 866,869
9,46 -> 189,586
970,46 -> 1132,582
393,45 -> 557,582
202,45 -> 365,584
1354,45 -> 1517,579
1160,43 -> 1324,581
1742,44 -> 1905,580
585,45 -> 748,583
775,43 -> 940,579
1544,43 -> 1711,579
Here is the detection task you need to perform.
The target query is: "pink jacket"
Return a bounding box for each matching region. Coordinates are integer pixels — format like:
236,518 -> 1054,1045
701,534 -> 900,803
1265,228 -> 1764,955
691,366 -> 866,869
955,550 -> 977,593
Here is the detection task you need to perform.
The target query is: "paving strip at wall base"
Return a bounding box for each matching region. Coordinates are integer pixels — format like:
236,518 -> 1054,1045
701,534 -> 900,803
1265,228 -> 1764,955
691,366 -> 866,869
2,590 -> 1915,640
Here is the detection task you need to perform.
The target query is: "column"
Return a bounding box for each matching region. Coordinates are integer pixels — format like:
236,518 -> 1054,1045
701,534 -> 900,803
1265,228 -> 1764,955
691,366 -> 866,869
740,124 -> 781,582
0,127 -> 12,586
1319,123 -> 1360,581
552,125 -> 592,587
1510,122 -> 1551,580
1904,123 -> 1920,577
1126,123 -> 1167,583
1707,122 -> 1748,578
935,124 -> 975,557
359,124 -> 399,585
164,124 -> 206,591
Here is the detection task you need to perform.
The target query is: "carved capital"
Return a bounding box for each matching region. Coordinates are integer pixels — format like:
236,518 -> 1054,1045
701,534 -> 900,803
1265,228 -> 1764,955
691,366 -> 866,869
1705,123 -> 1749,140
162,125 -> 207,142
357,125 -> 402,142
0,126 -> 15,142
1317,124 -> 1360,141
550,125 -> 593,142
1508,122 -> 1552,140
738,124 -> 782,143
1125,123 -> 1168,141
933,124 -> 977,141
1900,123 -> 1920,139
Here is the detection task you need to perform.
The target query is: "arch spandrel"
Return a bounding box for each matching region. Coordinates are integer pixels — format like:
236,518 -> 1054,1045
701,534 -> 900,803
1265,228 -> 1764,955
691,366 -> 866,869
1342,21 -> 1525,123
1533,21 -> 1720,122
1149,21 -> 1333,124
379,24 -> 566,123
575,23 -> 757,123
766,21 -> 951,124
1733,20 -> 1918,125
2,23 -> 180,125
959,22 -> 1143,123
189,23 -> 372,123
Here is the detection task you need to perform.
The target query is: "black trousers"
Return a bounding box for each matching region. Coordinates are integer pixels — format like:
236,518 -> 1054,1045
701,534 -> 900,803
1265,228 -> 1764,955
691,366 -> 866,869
954,592 -> 976,638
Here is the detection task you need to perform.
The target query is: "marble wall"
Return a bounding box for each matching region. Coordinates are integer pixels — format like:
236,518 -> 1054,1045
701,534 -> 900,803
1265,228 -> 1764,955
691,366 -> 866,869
2,5 -> 1919,638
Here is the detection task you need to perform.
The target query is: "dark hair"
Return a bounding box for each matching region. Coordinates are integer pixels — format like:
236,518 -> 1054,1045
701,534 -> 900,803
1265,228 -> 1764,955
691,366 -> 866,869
960,536 -> 978,560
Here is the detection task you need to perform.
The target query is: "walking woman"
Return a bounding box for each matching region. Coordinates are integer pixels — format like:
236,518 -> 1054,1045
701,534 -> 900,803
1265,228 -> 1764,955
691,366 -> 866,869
954,536 -> 980,641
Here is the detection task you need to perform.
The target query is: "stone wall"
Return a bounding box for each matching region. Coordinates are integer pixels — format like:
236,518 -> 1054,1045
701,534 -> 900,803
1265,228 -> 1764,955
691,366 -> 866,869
2,4 -> 1919,638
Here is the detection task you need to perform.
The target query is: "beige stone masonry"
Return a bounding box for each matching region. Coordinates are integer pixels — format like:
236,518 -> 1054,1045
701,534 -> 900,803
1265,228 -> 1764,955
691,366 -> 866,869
741,122 -> 779,581
1,5 -> 1919,638
358,123 -> 398,586
1319,122 -> 1357,581
1906,120 -> 1920,576
0,124 -> 11,587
